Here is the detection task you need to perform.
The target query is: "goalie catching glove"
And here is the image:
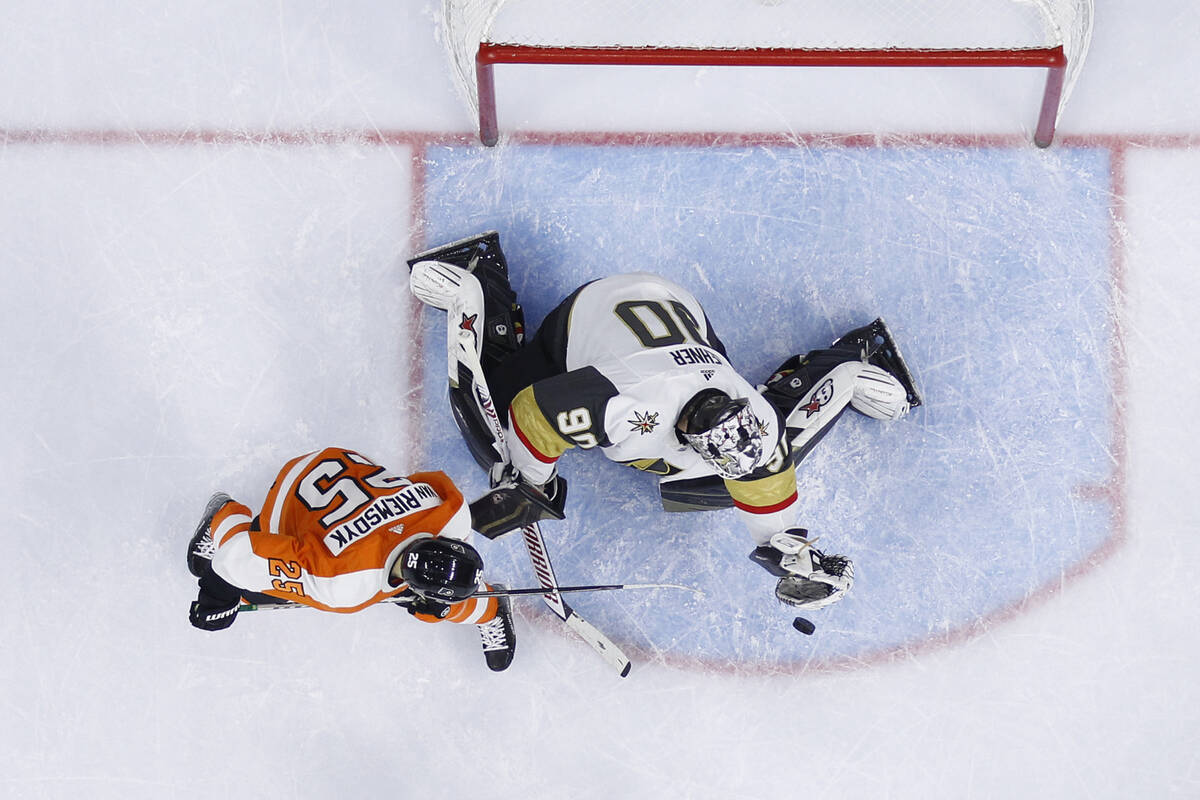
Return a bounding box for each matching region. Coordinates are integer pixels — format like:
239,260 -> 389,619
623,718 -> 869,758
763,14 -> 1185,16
468,463 -> 568,539
749,528 -> 854,611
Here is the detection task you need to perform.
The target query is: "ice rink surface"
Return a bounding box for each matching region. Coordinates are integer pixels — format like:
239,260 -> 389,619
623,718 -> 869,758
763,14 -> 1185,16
2,2 -> 1199,798
417,142 -> 1118,669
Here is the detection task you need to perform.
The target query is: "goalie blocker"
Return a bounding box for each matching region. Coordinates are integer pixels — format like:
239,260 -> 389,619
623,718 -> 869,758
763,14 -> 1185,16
469,463 -> 568,540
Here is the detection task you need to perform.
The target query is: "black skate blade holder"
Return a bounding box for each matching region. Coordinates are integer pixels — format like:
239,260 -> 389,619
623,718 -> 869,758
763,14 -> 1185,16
861,317 -> 923,408
406,230 -> 509,278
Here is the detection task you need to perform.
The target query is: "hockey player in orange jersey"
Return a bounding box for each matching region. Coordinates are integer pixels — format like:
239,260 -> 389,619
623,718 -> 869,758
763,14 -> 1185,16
185,446 -> 516,671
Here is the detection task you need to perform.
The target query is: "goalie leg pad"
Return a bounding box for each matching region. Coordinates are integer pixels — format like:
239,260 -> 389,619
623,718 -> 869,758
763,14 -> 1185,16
409,231 -> 526,370
781,359 -> 859,449
407,230 -> 510,278
478,285 -> 524,372
448,368 -> 505,472
409,260 -> 469,310
851,363 -> 911,421
760,349 -> 860,414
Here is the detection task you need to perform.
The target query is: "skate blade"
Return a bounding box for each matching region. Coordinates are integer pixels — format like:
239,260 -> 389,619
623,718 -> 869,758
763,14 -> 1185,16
870,317 -> 923,408
407,230 -> 500,268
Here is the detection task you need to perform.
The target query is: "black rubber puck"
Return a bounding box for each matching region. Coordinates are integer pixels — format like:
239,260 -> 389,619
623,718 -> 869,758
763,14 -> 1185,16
792,617 -> 815,635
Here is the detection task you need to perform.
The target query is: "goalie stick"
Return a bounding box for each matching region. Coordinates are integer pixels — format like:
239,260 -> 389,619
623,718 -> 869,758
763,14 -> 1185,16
450,324 -> 633,677
237,581 -> 702,612
408,244 -> 634,676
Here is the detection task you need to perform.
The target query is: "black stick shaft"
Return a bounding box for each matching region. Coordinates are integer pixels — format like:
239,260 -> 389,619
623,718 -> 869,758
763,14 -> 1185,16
473,582 -> 669,598
238,581 -> 696,612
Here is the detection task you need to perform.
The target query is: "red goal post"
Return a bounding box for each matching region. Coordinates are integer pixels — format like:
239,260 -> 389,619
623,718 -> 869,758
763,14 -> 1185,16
440,0 -> 1094,148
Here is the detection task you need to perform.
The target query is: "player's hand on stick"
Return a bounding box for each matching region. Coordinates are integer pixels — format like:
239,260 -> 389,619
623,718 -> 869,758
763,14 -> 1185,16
189,595 -> 239,631
404,594 -> 453,621
188,569 -> 243,631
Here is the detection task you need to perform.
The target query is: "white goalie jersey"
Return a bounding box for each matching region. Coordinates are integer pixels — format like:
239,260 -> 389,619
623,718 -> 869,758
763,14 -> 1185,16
504,273 -> 798,543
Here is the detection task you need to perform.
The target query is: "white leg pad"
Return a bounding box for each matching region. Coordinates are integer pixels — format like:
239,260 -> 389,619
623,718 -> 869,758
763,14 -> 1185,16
852,363 -> 911,421
785,361 -> 859,452
444,270 -> 487,381
410,260 -> 471,310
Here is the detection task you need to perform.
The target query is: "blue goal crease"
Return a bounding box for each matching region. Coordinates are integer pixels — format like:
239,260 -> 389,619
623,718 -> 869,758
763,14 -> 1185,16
414,141 -> 1116,668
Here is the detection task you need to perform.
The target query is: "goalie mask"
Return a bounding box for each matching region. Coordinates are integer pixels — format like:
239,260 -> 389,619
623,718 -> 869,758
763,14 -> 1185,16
678,390 -> 766,479
398,538 -> 484,602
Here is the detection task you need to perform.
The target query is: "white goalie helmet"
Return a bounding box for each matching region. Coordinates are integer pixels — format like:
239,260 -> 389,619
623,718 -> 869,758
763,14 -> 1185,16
678,390 -> 766,479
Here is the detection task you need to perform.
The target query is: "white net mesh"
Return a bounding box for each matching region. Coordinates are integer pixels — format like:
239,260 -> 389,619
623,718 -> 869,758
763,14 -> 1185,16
442,0 -> 1092,123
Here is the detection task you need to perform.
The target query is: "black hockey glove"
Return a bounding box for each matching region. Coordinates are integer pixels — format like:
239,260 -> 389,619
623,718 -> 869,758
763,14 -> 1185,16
469,463 -> 568,540
400,590 -> 453,620
189,597 -> 239,631
189,567 -> 243,631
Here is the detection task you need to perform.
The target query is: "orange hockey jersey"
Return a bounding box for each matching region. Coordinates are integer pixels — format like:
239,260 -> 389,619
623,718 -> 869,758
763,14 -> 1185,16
209,447 -> 496,624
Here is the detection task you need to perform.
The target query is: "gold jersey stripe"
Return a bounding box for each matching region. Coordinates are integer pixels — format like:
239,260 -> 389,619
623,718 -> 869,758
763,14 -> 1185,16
725,468 -> 798,511
510,386 -> 574,461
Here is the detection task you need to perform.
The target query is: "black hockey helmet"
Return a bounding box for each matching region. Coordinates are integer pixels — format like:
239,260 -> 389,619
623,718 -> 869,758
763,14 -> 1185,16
398,537 -> 484,602
679,389 -> 747,434
677,389 -> 765,479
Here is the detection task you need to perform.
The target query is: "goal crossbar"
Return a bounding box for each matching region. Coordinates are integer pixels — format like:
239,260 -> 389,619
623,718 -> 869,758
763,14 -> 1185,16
475,44 -> 1068,147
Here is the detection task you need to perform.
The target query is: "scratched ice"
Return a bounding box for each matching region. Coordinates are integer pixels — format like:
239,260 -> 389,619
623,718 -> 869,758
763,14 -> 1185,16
0,2 -> 1197,799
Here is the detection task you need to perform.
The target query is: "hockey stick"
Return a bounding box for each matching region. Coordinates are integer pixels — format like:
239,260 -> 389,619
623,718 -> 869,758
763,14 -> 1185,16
237,581 -> 701,612
448,323 -> 634,677
482,581 -> 701,598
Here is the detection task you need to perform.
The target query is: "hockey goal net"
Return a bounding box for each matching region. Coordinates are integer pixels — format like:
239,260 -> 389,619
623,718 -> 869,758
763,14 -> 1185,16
440,0 -> 1093,147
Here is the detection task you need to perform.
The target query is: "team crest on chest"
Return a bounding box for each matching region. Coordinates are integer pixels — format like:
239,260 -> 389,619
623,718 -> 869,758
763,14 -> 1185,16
628,410 -> 660,435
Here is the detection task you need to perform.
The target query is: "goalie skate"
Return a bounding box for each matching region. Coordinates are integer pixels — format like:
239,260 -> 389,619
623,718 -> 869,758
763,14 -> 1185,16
406,230 -> 510,281
834,317 -> 923,408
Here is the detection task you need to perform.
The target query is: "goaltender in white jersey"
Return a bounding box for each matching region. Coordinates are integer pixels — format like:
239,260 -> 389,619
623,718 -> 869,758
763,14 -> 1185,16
501,272 -> 795,543
408,231 -> 922,614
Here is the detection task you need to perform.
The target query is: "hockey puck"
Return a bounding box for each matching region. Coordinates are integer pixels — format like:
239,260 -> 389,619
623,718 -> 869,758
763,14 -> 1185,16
792,617 -> 816,635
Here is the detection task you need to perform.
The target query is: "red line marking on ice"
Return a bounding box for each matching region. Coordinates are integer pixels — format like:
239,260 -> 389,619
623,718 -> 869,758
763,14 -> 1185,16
8,125 -> 1186,676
